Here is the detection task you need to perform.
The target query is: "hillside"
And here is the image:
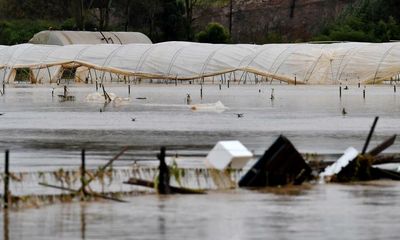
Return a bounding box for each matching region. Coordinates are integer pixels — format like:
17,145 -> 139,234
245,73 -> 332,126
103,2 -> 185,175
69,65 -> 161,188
195,0 -> 358,43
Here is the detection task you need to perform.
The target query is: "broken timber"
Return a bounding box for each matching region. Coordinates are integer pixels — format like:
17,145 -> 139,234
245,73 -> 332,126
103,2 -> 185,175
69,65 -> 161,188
124,178 -> 206,194
239,135 -> 312,187
326,117 -> 400,182
39,182 -> 127,202
125,147 -> 206,194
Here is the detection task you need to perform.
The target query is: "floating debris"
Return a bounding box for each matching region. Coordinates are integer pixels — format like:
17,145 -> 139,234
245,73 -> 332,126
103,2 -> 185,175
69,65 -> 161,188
205,140 -> 253,170
190,101 -> 228,112
233,113 -> 244,118
320,117 -> 400,182
319,147 -> 359,182
239,135 -> 312,187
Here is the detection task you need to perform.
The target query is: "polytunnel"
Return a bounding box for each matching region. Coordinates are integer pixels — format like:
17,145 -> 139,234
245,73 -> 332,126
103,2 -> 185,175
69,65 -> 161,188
1,41 -> 400,85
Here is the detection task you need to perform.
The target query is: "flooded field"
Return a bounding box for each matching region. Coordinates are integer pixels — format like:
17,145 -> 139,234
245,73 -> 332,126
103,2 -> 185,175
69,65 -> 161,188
0,84 -> 399,168
2,183 -> 400,240
1,83 -> 400,239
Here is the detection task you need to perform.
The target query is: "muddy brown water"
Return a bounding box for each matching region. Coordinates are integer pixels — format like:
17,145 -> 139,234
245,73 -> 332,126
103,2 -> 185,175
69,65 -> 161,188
0,84 -> 400,239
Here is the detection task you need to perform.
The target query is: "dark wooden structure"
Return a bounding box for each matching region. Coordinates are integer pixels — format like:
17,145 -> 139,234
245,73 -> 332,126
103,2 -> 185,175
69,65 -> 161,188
239,135 -> 311,187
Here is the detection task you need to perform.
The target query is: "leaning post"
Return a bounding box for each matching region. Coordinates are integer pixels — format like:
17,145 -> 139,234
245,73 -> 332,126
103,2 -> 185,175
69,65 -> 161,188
361,116 -> 379,155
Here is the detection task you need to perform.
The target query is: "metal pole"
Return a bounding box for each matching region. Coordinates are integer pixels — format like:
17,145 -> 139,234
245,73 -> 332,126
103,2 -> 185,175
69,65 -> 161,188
4,150 -> 9,209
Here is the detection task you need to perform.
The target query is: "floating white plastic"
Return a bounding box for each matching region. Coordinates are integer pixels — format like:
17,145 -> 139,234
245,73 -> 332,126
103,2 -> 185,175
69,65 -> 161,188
205,141 -> 253,170
320,147 -> 359,181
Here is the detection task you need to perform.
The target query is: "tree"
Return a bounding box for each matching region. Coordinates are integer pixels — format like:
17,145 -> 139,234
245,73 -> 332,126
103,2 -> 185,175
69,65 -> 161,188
160,0 -> 185,41
90,0 -> 113,30
196,22 -> 230,43
179,0 -> 215,40
314,0 -> 400,42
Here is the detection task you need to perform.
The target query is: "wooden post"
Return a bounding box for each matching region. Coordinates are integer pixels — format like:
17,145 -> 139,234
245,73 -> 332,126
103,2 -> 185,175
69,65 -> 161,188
81,149 -> 87,198
394,85 -> 396,93
228,80 -> 230,88
362,116 -> 379,155
4,150 -> 9,209
96,81 -> 98,91
339,86 -> 342,98
157,147 -> 170,194
363,87 -> 366,99
128,84 -> 131,95
200,84 -> 203,100
294,75 -> 297,85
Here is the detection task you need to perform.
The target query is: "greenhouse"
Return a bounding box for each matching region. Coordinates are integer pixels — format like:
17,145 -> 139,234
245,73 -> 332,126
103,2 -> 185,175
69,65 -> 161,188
29,31 -> 152,45
0,41 -> 400,85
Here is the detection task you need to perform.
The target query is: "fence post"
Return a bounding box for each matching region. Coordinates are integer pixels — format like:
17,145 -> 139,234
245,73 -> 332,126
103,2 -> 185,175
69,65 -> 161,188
4,150 -> 10,209
81,149 -> 87,198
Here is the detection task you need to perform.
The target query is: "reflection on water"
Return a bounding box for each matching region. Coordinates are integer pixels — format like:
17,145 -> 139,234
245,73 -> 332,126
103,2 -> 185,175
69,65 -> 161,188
3,210 -> 9,240
1,183 -> 400,239
80,204 -> 86,240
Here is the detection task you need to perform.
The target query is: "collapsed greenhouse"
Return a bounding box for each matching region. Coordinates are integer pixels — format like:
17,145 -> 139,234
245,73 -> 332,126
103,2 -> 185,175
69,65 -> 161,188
0,41 -> 400,85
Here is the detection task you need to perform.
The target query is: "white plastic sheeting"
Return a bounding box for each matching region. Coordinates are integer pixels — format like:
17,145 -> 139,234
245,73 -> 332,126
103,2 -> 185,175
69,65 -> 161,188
29,31 -> 152,45
1,41 -> 400,84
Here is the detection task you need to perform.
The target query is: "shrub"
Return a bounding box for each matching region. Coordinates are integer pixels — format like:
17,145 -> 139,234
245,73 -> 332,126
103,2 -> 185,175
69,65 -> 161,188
196,22 -> 230,43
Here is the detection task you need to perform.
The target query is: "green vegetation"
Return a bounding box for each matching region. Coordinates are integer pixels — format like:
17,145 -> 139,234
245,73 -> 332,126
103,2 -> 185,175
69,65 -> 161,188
196,22 -> 230,43
315,0 -> 400,42
0,19 -> 59,45
2,0 -> 399,45
0,0 -> 229,44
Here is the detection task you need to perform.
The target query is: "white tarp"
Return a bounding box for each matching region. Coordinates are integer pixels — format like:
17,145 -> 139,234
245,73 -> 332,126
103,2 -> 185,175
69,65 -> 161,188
1,41 -> 400,84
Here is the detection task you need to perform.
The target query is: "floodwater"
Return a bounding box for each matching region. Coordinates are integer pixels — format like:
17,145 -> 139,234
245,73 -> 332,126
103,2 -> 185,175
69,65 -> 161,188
0,83 -> 400,170
1,83 -> 400,239
2,183 -> 400,240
